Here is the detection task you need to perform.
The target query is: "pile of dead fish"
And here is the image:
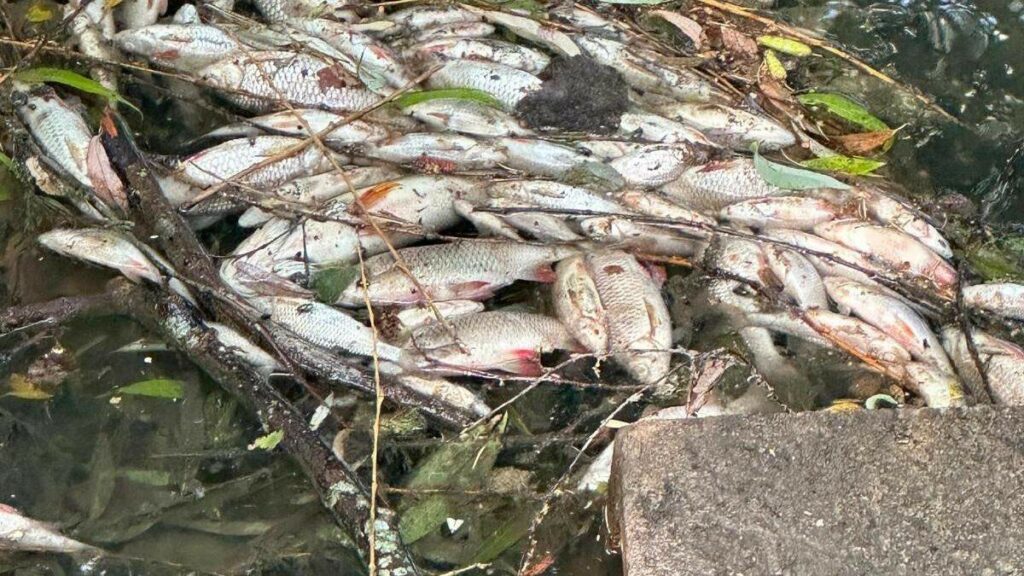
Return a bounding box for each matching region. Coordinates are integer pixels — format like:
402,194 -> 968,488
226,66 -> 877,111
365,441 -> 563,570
15,0 -> 1024,419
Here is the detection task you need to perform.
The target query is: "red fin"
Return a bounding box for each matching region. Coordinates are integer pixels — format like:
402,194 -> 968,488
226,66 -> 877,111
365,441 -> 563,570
358,181 -> 400,209
451,280 -> 492,300
499,349 -> 543,376
522,264 -> 556,283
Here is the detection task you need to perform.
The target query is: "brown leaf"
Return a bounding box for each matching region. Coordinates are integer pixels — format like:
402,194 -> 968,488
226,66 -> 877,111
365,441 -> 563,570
86,135 -> 127,210
719,26 -> 758,60
833,129 -> 896,155
653,10 -> 705,50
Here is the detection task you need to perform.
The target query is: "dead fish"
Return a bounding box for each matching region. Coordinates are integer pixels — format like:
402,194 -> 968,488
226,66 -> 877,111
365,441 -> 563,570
580,216 -> 706,258
350,175 -> 487,234
0,504 -> 97,554
202,109 -> 391,149
252,0 -> 356,23
942,326 -> 1024,405
962,282 -> 1024,320
609,144 -> 708,188
814,219 -> 957,296
407,21 -> 496,44
286,18 -> 414,90
393,300 -> 485,335
800,308 -> 913,366
719,196 -> 840,230
901,362 -> 965,408
13,85 -> 93,190
574,35 -> 715,102
200,51 -> 380,113
395,373 -> 491,417
496,138 -> 593,178
207,321 -> 281,377
114,20 -> 239,71
359,133 -> 506,171
38,228 -> 162,283
617,111 -> 716,146
65,0 -> 119,90
852,186 -> 953,259
427,61 -> 542,111
409,311 -> 579,375
758,228 -> 886,288
612,189 -> 716,231
654,102 -> 796,151
763,244 -> 828,309
661,158 -> 788,212
337,239 -> 577,307
554,251 -> 673,384
257,296 -> 405,362
384,5 -> 483,35
179,136 -> 335,189
486,180 -> 625,214
823,277 -> 953,373
402,98 -> 530,138
475,10 -> 580,57
405,37 -> 551,74
116,0 -> 168,30
703,235 -> 772,289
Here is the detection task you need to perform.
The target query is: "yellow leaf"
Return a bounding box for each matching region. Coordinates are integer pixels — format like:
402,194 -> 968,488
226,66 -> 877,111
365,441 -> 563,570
756,35 -> 812,57
26,4 -> 54,23
824,399 -> 861,413
6,374 -> 54,400
763,49 -> 787,80
105,0 -> 124,9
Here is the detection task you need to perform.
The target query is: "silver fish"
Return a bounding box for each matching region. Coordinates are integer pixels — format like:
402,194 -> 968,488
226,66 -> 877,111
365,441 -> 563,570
800,308 -> 913,366
203,109 -> 391,149
114,22 -> 243,72
38,228 -> 162,283
200,51 -> 380,113
0,504 -> 96,554
393,300 -> 485,335
763,244 -> 828,309
115,0 -> 168,29
395,373 -> 491,417
962,282 -> 1024,320
496,138 -> 593,178
337,240 -> 577,306
257,296 -> 405,362
719,196 -> 840,230
359,132 -> 506,171
207,321 -> 281,377
286,18 -> 414,91
580,217 -> 706,258
350,175 -> 487,235
427,61 -> 542,111
252,0 -> 355,23
661,158 -> 787,212
574,35 -> 715,102
609,144 -> 707,188
403,98 -> 530,138
384,5 -> 483,35
612,189 -> 716,233
851,186 -> 952,259
942,326 -> 1024,405
179,136 -> 333,189
477,10 -> 580,57
65,0 -> 119,90
758,228 -> 885,288
901,362 -> 965,408
654,102 -> 796,151
486,180 -> 625,214
617,111 -> 716,146
409,311 -> 578,375
13,85 -> 93,190
408,21 -> 496,44
405,37 -> 551,74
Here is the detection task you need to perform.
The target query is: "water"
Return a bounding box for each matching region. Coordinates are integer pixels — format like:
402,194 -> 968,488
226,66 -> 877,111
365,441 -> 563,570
2,1 -> 1024,574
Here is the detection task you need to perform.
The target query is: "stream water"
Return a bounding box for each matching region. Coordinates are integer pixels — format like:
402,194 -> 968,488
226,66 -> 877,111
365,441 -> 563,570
0,0 -> 1022,574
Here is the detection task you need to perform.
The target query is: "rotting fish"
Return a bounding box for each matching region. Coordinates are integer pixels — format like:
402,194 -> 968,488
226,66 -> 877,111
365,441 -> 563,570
763,244 -> 828,309
475,9 -> 580,57
942,326 -> 1024,405
758,228 -> 885,288
574,35 -> 715,102
799,308 -> 914,366
485,180 -> 626,214
408,311 -> 579,376
901,362 -> 965,408
496,138 -> 594,178
406,21 -> 496,44
13,85 -> 94,190
350,175 -> 487,235
199,51 -> 380,113
554,251 -> 673,385
580,217 -> 707,258
849,186 -> 952,260
208,321 -> 281,377
609,144 -> 708,188
115,0 -> 168,30
661,158 -> 788,212
337,240 -> 577,307
251,0 -> 356,23
65,0 -> 119,90
617,111 -> 716,146
395,373 -> 491,417
392,300 -> 485,336
38,228 -> 162,284
114,20 -> 244,72
823,277 -> 953,373
653,102 -> 796,151
613,189 -> 716,232
383,5 -> 483,36
427,60 -> 542,111
285,18 -> 414,91
814,219 -> 957,296
257,296 -> 405,363
961,282 -> 1024,321
402,99 -> 530,138
0,504 -> 97,554
359,133 -> 506,172
405,37 -> 551,75
178,136 -> 335,189
703,235 -> 772,290
719,196 -> 840,230
202,110 -> 391,149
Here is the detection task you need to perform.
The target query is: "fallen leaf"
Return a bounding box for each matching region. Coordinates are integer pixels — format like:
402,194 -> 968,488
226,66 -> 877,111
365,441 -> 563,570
833,129 -> 897,155
757,35 -> 812,57
800,154 -> 886,176
719,26 -> 758,60
753,145 -> 850,190
249,430 -> 284,451
86,135 -> 127,210
652,10 -> 704,49
797,92 -> 888,133
763,49 -> 787,80
394,88 -> 501,110
25,4 -> 53,23
116,378 -> 184,399
6,374 -> 54,400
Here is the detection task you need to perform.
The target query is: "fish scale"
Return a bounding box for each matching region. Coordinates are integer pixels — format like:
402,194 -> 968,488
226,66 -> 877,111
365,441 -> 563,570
943,327 -> 1024,405
114,23 -> 243,72
179,135 -> 331,189
661,158 -> 789,212
14,86 -> 93,189
406,37 -> 551,74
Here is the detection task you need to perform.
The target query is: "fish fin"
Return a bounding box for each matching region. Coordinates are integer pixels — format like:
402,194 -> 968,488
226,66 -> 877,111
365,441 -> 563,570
358,181 -> 401,209
451,281 -> 493,300
521,264 -> 556,283
496,349 -> 544,377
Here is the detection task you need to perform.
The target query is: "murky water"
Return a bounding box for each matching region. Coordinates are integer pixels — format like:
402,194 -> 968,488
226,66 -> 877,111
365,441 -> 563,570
2,1 -> 1023,574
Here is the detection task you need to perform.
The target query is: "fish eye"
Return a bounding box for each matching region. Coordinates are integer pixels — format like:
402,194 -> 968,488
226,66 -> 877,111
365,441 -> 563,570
11,92 -> 27,107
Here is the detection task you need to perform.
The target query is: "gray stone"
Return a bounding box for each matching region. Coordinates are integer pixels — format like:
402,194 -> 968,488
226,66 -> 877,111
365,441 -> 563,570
609,407 -> 1024,576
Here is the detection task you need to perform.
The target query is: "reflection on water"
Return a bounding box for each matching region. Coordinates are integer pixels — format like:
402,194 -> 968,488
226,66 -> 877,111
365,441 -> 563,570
2,0 -> 1023,574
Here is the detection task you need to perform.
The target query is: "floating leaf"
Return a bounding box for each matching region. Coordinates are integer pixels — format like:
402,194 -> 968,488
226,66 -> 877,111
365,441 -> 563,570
249,430 -> 284,451
311,266 -> 358,303
25,3 -> 53,23
756,35 -> 812,57
394,88 -> 501,110
797,92 -> 888,132
800,154 -> 885,176
753,146 -> 850,190
13,67 -> 140,114
116,378 -> 184,399
833,129 -> 897,155
763,49 -> 786,80
6,374 -> 54,400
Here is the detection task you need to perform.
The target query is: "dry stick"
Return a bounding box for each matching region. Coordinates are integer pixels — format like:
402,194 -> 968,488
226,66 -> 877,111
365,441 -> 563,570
693,0 -> 958,123
955,263 -> 994,403
0,292 -> 117,335
97,112 -> 420,575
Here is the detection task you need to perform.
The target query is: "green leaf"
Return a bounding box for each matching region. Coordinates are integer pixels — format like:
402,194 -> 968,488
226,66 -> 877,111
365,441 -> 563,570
311,266 -> 359,303
25,3 -> 54,23
13,67 -> 140,114
119,468 -> 172,486
394,88 -> 501,110
0,152 -> 14,172
250,430 -> 284,451
399,497 -> 451,543
797,92 -> 888,132
472,504 -> 538,563
800,155 -> 886,176
116,378 -> 184,399
763,49 -> 787,80
753,146 -> 850,190
756,35 -> 812,57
